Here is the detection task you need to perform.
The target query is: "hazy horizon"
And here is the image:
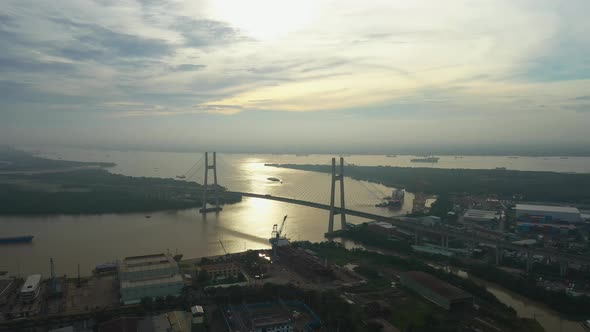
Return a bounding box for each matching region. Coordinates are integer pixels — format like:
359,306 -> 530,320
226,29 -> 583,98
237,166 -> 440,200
2,0 -> 589,152
8,141 -> 590,157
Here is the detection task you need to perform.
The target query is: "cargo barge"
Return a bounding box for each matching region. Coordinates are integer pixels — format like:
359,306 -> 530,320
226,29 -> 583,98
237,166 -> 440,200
0,235 -> 34,244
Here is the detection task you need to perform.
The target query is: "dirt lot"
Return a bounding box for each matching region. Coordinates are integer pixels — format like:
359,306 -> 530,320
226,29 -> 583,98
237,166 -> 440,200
257,260 -> 363,291
63,276 -> 119,313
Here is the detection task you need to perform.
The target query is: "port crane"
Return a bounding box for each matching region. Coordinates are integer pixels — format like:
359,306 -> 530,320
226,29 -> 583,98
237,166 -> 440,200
270,215 -> 290,259
219,239 -> 229,255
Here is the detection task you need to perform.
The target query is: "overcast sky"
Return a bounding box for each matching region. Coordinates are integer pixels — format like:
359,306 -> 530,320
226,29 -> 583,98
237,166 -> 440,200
1,0 -> 589,153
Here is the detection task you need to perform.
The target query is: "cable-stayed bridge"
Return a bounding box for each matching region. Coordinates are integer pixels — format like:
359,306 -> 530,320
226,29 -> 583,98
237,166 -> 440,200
180,152 -> 590,274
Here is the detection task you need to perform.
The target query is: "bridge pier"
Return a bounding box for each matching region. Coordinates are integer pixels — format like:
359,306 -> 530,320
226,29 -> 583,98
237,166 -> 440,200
559,260 -> 568,278
200,152 -> 222,213
328,157 -> 346,233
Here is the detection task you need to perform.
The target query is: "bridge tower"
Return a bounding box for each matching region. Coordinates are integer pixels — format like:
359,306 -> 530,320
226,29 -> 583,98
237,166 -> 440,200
200,152 -> 222,213
328,157 -> 346,233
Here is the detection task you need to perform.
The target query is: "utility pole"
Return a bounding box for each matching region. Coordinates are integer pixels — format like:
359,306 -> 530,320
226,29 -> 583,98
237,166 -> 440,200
76,263 -> 81,288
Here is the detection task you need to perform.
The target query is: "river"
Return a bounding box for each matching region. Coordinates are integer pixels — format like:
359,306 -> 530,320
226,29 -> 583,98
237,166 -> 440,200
3,147 -> 590,277
1,147 -> 588,331
1,147 -> 413,277
435,266 -> 585,332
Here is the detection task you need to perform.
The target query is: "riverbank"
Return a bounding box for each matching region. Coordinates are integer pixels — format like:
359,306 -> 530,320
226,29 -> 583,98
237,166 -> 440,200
294,241 -> 544,331
0,148 -> 241,215
332,224 -> 590,321
0,169 -> 241,215
0,146 -> 115,172
266,163 -> 590,204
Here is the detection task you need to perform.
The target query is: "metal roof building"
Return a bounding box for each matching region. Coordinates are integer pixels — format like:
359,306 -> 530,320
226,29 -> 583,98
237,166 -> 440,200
516,204 -> 582,223
119,253 -> 179,280
400,271 -> 472,311
118,253 -> 183,305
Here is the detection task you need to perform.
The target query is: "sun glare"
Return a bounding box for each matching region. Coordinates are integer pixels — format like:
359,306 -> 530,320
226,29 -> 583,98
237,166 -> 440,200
206,0 -> 317,41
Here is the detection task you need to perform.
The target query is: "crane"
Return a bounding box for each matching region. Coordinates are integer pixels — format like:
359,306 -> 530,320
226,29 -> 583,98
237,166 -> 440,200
278,215 -> 287,239
219,239 -> 229,255
271,215 -> 288,241
270,215 -> 289,249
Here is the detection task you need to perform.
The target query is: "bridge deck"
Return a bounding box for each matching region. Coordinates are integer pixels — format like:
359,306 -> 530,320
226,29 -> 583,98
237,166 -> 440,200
229,191 -> 590,266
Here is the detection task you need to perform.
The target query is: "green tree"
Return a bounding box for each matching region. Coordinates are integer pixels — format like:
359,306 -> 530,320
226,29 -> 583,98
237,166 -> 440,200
197,270 -> 210,285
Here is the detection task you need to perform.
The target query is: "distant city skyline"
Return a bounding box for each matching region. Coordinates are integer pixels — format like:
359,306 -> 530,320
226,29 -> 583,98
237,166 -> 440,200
1,0 -> 589,152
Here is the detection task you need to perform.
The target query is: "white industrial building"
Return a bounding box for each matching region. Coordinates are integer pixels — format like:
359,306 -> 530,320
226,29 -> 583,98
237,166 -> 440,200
118,253 -> 184,305
516,204 -> 582,223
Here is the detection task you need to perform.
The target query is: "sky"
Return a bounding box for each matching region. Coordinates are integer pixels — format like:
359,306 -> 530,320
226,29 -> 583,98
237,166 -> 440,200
1,0 -> 590,154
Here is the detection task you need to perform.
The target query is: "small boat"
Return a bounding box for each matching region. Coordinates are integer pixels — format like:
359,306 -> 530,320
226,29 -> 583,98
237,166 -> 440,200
145,215 -> 152,219
267,177 -> 281,182
411,157 -> 439,163
0,235 -> 34,244
375,200 -> 402,209
176,175 -> 186,179
94,262 -> 118,274
494,167 -> 507,170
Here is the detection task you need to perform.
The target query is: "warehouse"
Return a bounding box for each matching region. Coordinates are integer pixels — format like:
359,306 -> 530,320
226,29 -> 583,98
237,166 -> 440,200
118,253 -> 184,304
516,204 -> 582,224
400,271 -> 472,311
119,253 -> 179,280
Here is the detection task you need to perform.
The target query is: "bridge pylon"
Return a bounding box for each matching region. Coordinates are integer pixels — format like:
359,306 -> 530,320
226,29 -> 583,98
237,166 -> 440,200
200,152 -> 222,213
328,157 -> 346,233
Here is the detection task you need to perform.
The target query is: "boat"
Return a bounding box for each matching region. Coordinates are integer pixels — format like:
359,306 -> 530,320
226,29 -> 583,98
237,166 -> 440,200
375,200 -> 402,209
94,262 -> 118,274
176,175 -> 186,179
0,235 -> 34,244
410,156 -> 439,163
145,215 -> 152,219
267,177 -> 281,182
376,189 -> 404,209
494,167 -> 507,170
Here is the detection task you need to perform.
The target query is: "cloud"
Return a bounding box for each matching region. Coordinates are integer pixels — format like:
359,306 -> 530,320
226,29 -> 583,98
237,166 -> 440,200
0,56 -> 75,73
171,64 -> 206,71
192,104 -> 244,115
174,17 -> 250,47
1,0 -> 590,150
48,18 -> 173,62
